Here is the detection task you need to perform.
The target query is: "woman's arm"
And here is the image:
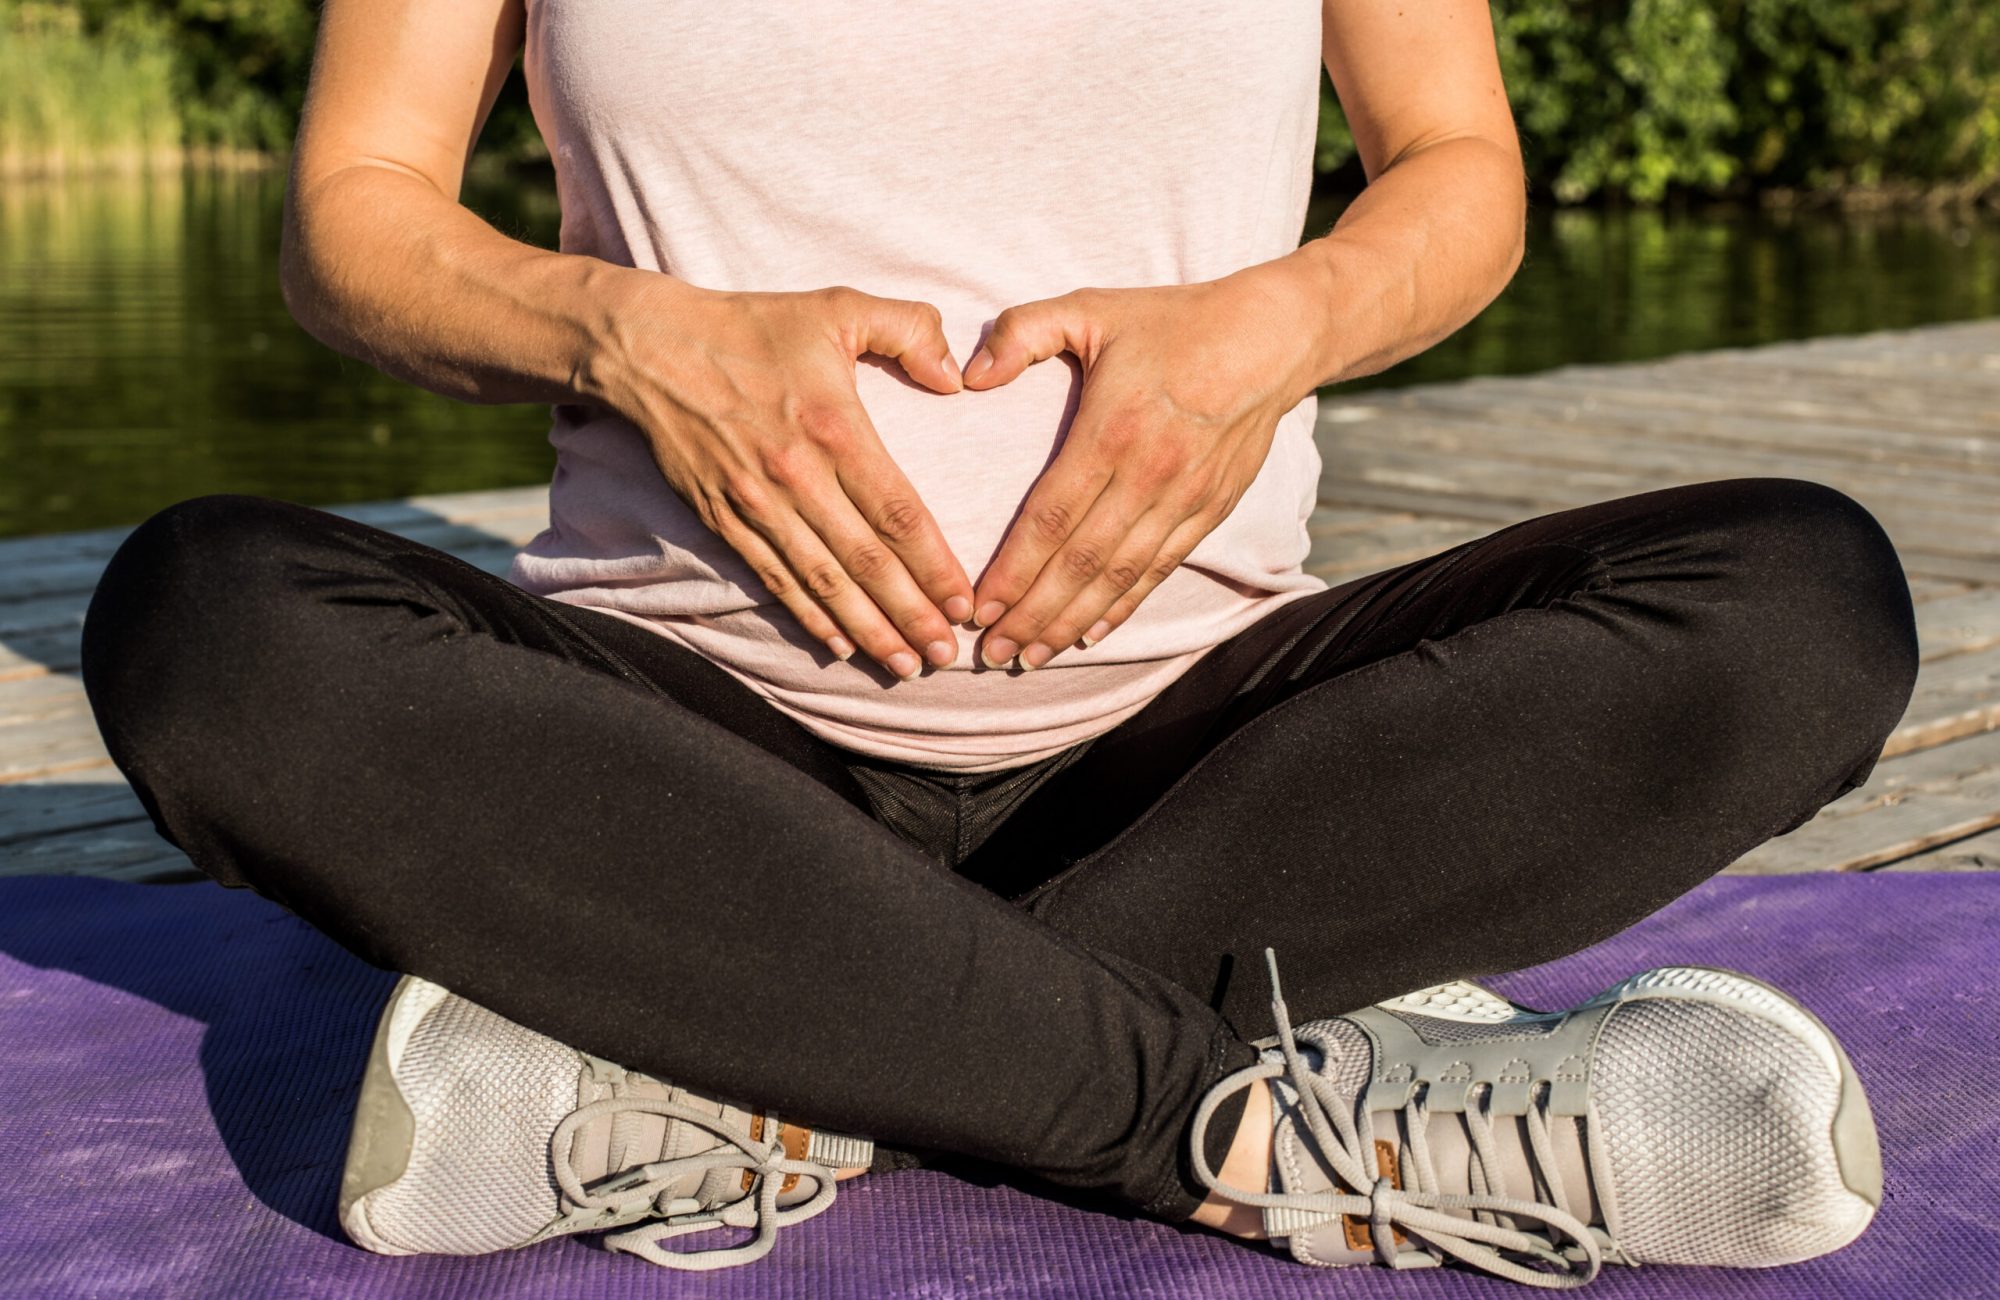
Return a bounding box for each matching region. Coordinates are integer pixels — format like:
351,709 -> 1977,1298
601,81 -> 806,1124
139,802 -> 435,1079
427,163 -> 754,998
956,0 -> 1526,669
1283,0 -> 1527,385
281,0 -> 976,679
280,0 -> 622,405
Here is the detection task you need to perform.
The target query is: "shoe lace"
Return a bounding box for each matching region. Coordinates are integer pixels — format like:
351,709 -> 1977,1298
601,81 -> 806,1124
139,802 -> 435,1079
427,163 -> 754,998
548,1086 -> 842,1272
1189,949 -> 1610,1290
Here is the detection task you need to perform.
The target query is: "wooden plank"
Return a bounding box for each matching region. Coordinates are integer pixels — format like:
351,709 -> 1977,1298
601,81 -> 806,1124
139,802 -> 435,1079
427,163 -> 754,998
1307,519 -> 1489,577
1805,727 -> 2000,824
0,708 -> 109,783
1517,364 -> 2000,432
1888,553 -> 2000,588
0,590 -> 90,638
1315,479 -> 1538,525
0,768 -> 147,846
0,674 -> 88,736
1728,728 -> 2000,874
1512,321 -> 2000,400
453,542 -> 520,578
1,629 -> 85,682
1908,576 -> 1975,605
1394,387 -> 2000,466
0,483 -> 548,574
1322,412 -> 2000,514
1889,646 -> 2000,757
1879,825 -> 2000,872
0,506 -> 547,604
0,818 -> 190,881
1319,437 -> 2000,557
1386,376 -> 2000,453
1672,331 -> 2000,371
0,523 -> 137,573
1316,443 -> 2000,585
1914,588 -> 2000,661
1308,506 -> 1416,537
330,485 -> 548,528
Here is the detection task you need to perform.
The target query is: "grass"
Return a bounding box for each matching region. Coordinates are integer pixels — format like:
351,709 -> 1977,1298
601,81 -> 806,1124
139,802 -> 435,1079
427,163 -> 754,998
0,2 -> 182,176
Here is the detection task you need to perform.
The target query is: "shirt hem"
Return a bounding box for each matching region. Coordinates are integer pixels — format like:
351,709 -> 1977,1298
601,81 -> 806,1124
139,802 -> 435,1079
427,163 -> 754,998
570,581 -> 1326,774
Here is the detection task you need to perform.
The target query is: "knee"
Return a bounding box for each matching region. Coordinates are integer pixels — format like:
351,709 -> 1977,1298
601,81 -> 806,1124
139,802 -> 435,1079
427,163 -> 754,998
1702,477 -> 1918,757
1724,477 -> 1916,673
81,494 -> 317,756
84,493 -> 309,649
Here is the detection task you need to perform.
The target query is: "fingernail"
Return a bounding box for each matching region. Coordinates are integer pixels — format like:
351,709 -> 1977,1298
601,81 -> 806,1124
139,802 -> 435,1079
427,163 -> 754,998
943,353 -> 964,391
887,651 -> 921,680
944,595 -> 973,623
963,348 -> 993,384
981,636 -> 1018,669
1021,643 -> 1052,670
925,639 -> 956,667
1082,619 -> 1111,647
829,636 -> 856,660
974,601 -> 1006,628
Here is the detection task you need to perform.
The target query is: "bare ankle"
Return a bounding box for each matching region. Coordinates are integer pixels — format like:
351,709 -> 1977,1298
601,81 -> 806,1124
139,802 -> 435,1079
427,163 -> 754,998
1188,1078 -> 1271,1238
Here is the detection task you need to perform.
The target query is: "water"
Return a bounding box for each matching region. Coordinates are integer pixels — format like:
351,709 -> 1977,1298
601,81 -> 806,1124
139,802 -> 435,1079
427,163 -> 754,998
3,169 -> 1997,539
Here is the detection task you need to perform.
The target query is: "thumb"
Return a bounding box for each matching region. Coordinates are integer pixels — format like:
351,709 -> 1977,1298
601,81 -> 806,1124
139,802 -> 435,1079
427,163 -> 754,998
962,294 -> 1095,390
846,292 -> 965,396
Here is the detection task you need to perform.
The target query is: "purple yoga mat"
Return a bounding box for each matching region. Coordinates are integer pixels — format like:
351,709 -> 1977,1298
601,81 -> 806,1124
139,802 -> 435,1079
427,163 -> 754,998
1,873 -> 1994,1298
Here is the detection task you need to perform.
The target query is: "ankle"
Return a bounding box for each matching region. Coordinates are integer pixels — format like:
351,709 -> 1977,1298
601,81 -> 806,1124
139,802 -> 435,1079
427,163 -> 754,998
1188,1078 -> 1272,1238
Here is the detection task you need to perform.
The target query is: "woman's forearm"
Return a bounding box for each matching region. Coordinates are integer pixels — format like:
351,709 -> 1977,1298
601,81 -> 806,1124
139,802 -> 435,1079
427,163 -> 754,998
1262,135 -> 1528,395
279,161 -> 683,411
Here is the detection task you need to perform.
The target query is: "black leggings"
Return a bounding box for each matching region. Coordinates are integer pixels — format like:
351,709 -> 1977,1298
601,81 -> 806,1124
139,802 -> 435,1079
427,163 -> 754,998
79,477 -> 1917,1221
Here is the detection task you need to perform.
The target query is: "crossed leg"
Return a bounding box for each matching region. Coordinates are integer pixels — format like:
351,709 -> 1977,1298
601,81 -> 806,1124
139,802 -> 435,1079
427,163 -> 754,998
77,476 -> 1917,1223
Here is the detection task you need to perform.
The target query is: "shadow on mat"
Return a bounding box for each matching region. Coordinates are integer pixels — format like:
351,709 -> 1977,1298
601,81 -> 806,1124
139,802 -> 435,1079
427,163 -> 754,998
0,873 -> 1219,1255
0,500 -> 538,1240
0,875 -> 397,1243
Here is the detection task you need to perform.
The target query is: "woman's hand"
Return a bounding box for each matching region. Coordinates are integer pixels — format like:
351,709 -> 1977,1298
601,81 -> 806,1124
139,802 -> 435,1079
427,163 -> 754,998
597,280 -> 975,680
959,261 -> 1326,670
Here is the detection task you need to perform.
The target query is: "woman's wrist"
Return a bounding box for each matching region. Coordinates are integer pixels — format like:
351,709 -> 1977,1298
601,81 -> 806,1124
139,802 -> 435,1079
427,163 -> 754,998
559,261 -> 714,421
1217,248 -> 1357,408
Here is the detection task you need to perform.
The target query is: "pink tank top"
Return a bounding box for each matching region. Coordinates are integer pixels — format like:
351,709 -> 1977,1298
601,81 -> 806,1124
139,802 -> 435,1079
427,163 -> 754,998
510,1 -> 1329,771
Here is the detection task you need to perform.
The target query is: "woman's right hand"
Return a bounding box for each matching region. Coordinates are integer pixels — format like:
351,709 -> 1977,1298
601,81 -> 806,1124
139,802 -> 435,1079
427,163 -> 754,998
282,0 -> 969,678
592,279 -> 973,680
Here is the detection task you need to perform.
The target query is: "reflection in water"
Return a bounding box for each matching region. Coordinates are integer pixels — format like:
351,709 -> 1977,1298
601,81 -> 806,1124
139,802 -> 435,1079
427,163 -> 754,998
1359,201 -> 2000,390
3,170 -> 1996,538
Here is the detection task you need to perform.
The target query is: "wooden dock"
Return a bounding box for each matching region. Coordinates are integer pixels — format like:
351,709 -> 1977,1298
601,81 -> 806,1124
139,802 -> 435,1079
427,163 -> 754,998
4,319 -> 1998,880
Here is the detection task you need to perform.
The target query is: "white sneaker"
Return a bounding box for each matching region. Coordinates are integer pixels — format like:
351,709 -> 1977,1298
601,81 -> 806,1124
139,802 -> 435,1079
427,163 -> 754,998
339,975 -> 874,1271
1190,951 -> 1881,1288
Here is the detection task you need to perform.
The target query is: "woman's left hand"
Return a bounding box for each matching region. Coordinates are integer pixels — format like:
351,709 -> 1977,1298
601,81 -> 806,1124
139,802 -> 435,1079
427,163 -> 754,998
960,260 -> 1325,670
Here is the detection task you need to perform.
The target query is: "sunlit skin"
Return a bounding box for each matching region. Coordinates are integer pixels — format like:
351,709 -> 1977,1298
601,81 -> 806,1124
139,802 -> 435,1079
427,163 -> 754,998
282,0 -> 1523,1231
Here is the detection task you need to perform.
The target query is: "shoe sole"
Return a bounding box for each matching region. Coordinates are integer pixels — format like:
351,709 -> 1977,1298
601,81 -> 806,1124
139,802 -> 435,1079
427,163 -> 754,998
338,973 -> 449,1255
1377,966 -> 1884,1216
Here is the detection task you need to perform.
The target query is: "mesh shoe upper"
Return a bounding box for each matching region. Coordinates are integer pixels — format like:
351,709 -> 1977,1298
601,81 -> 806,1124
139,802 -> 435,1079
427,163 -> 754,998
1189,952 -> 1880,1289
340,976 -> 873,1270
356,989 -> 584,1254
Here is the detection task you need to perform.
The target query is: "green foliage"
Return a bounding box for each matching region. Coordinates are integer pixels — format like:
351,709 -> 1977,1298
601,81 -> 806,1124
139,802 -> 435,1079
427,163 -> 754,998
2,0 -> 547,167
0,1 -> 182,165
1315,0 -> 2000,203
1729,0 -> 2000,193
115,0 -> 318,152
11,0 -> 2000,202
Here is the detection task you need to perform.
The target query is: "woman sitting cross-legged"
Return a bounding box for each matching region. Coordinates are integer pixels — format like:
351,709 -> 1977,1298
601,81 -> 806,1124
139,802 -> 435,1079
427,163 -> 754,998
80,0 -> 1911,1286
